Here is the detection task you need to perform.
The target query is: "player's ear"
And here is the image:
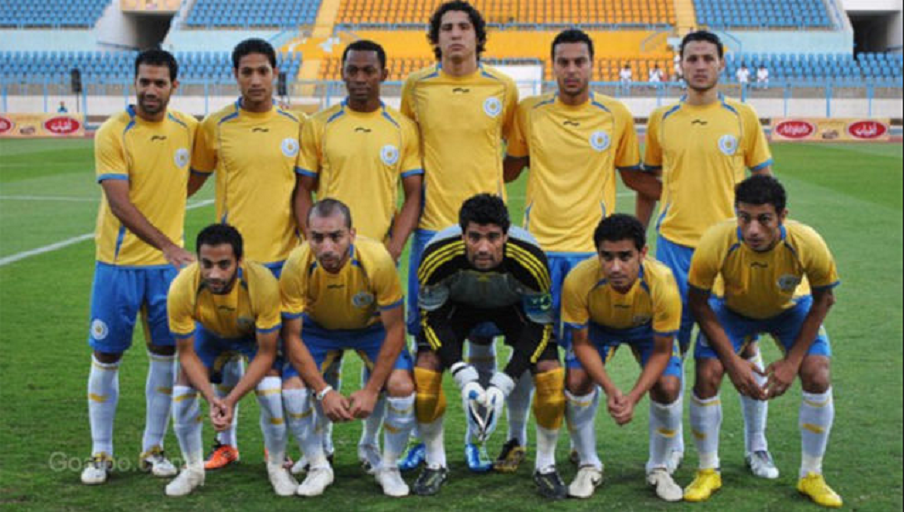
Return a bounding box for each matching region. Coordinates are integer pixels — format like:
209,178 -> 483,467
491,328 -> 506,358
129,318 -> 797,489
640,245 -> 648,259
778,208 -> 788,222
171,78 -> 179,93
381,68 -> 389,82
349,227 -> 356,241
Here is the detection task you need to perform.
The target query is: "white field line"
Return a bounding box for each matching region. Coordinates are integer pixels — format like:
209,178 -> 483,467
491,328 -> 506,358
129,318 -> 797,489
0,199 -> 215,267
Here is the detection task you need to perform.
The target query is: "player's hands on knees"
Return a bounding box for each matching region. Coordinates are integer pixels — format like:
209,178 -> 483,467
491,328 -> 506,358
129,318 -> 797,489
764,358 -> 798,399
727,357 -> 767,400
163,244 -> 196,270
348,388 -> 379,419
322,390 -> 353,422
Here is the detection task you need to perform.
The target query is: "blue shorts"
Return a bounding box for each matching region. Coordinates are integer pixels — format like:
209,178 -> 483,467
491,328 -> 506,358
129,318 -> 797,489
655,235 -> 696,353
192,325 -> 283,384
565,323 -> 683,379
87,262 -> 177,354
283,317 -> 413,380
548,252 -> 595,350
406,228 -> 500,340
694,295 -> 832,360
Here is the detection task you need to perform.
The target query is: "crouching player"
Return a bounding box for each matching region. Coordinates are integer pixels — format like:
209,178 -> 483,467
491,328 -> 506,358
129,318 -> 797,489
563,214 -> 684,501
412,194 -> 567,499
280,198 -> 416,498
165,224 -> 296,496
684,175 -> 842,508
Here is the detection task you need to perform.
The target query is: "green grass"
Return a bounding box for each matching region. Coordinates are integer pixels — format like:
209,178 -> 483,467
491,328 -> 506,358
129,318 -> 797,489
0,139 -> 901,511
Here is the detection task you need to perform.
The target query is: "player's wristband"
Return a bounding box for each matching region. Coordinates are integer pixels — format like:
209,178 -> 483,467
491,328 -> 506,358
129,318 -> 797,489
316,385 -> 334,402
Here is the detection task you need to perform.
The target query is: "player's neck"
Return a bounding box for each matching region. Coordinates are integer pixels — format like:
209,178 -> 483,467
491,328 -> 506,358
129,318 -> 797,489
559,89 -> 590,106
685,86 -> 720,106
241,96 -> 273,114
135,106 -> 166,123
347,97 -> 381,113
442,56 -> 478,77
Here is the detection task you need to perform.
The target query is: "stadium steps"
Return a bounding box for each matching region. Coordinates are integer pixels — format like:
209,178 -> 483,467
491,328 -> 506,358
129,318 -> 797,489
673,0 -> 698,35
312,0 -> 341,37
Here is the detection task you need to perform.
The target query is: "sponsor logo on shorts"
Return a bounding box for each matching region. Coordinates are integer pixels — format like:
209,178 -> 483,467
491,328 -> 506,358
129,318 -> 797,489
777,274 -> 801,292
281,137 -> 299,157
352,292 -> 375,308
174,148 -> 190,168
718,134 -> 738,156
91,319 -> 109,340
589,131 -> 610,152
483,97 -> 502,118
380,144 -> 399,166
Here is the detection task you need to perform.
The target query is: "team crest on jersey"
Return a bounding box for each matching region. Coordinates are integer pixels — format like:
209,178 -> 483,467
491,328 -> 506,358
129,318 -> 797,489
91,319 -> 109,340
589,131 -> 611,152
718,134 -> 738,156
380,144 -> 400,166
352,292 -> 375,308
174,148 -> 190,168
483,97 -> 502,118
281,138 -> 299,158
777,274 -> 801,292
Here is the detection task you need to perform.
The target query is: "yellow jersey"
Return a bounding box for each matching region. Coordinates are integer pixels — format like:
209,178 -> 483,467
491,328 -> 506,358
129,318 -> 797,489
280,237 -> 404,331
296,100 -> 423,241
94,106 -> 197,266
561,255 -> 682,336
688,220 -> 840,320
508,92 -> 640,253
167,260 -> 282,339
401,63 -> 518,231
192,99 -> 304,265
644,95 -> 772,247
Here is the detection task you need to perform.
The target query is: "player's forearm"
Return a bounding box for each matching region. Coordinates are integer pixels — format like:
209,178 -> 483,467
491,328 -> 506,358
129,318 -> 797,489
786,290 -> 834,367
574,341 -> 618,396
503,156 -> 528,183
619,169 -> 662,200
227,336 -> 277,404
634,193 -> 658,230
187,171 -> 210,197
293,180 -> 316,240
177,343 -> 217,403
628,340 -> 670,404
387,189 -> 421,259
364,324 -> 405,394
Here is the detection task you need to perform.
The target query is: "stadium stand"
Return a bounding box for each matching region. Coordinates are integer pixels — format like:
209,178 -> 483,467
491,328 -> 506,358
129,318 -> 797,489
0,0 -> 109,28
725,52 -> 903,83
184,0 -> 322,28
694,0 -> 832,29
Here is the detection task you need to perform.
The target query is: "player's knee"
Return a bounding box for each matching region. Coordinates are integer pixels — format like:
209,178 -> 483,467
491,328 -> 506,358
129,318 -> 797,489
386,370 -> 415,397
266,368 -> 281,378
147,343 -> 175,356
415,350 -> 442,371
693,358 -> 723,398
651,376 -> 681,404
532,367 -> 565,430
566,368 -> 594,395
414,367 -> 446,423
282,375 -> 305,390
93,350 -> 123,364
799,356 -> 831,394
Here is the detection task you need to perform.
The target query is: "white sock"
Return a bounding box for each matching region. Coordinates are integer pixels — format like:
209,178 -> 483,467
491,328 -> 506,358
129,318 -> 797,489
88,355 -> 119,457
283,388 -> 323,465
565,388 -> 602,470
322,359 -> 342,455
799,388 -> 834,477
506,370 -> 534,446
419,417 -> 446,469
535,425 -> 559,472
359,367 -> 385,448
172,385 -> 203,465
255,376 -> 286,464
675,367 -> 686,455
383,393 -> 416,468
690,393 -> 722,470
740,350 -> 769,453
142,351 -> 174,454
215,357 -> 243,447
647,398 -> 682,473
464,340 -> 496,444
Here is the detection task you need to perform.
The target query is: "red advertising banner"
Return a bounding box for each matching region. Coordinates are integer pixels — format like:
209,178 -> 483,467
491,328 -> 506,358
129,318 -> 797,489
0,113 -> 86,138
771,118 -> 890,142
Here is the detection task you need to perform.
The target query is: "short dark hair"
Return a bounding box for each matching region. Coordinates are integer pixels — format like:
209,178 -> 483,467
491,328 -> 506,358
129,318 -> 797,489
428,0 -> 487,61
459,193 -> 509,233
735,175 -> 787,213
593,214 -> 646,252
551,29 -> 594,60
197,223 -> 243,259
342,39 -> 387,70
308,198 -> 353,229
135,48 -> 178,82
679,30 -> 724,59
232,38 -> 277,70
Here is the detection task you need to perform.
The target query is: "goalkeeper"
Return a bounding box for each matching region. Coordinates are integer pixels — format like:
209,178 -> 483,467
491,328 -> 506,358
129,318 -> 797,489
411,193 -> 566,499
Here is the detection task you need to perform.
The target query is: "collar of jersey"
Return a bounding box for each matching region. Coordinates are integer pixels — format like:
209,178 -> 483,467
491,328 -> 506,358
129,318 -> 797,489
340,98 -> 385,118
234,97 -> 276,119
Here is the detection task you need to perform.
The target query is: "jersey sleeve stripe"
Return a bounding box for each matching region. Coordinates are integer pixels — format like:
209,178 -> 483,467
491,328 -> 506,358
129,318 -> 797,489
653,329 -> 679,337
617,164 -> 643,171
174,331 -> 195,339
190,168 -> 212,176
97,173 -> 128,182
401,168 -> 424,178
295,167 -> 317,177
256,324 -> 282,334
281,311 -> 304,319
379,298 -> 404,311
810,280 -> 841,291
417,241 -> 464,283
565,321 -> 588,330
750,158 -> 773,172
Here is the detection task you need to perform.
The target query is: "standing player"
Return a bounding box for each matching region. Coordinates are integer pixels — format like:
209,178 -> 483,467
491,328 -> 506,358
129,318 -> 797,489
412,194 -> 566,499
683,175 -> 842,508
294,40 -> 422,472
561,214 -> 683,501
642,30 -> 775,477
81,49 -> 196,485
280,199 -> 416,497
164,224 -> 297,497
189,38 -> 305,470
501,28 -> 660,473
400,0 -> 519,472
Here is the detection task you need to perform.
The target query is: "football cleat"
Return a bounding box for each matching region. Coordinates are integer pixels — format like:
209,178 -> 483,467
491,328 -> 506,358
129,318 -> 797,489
746,450 -> 779,479
358,441 -> 382,475
494,438 -> 527,473
684,468 -> 722,502
398,442 -> 426,473
139,447 -> 177,477
533,468 -> 568,500
465,443 -> 493,473
296,465 -> 334,497
375,466 -> 410,497
797,472 -> 843,508
647,468 -> 683,502
413,466 -> 449,496
568,465 -> 603,499
291,451 -> 333,475
267,462 -> 298,496
204,441 -> 239,470
165,464 -> 204,497
80,453 -> 112,485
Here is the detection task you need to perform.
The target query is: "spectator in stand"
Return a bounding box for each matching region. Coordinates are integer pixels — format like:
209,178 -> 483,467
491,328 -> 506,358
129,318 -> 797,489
736,63 -> 750,85
756,64 -> 769,89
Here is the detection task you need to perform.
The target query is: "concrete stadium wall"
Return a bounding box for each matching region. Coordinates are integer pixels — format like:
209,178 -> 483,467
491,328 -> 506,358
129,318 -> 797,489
163,30 -> 281,51
715,30 -> 855,55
